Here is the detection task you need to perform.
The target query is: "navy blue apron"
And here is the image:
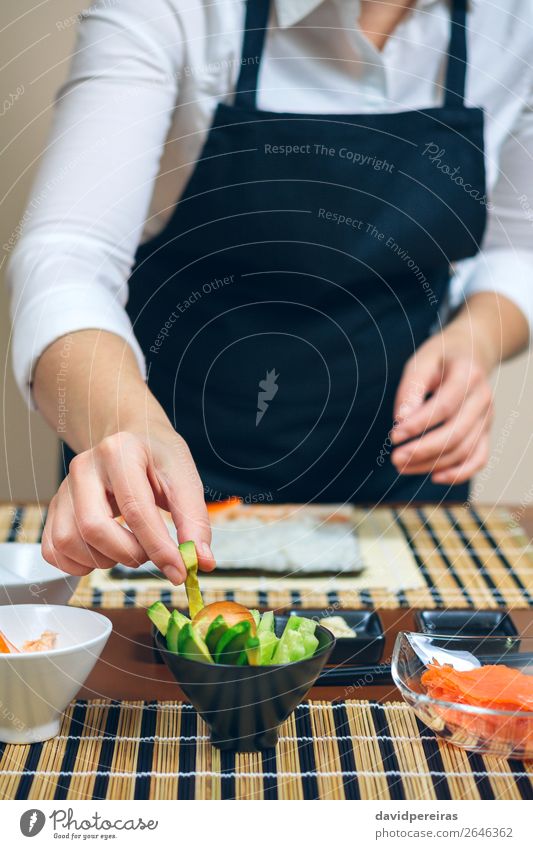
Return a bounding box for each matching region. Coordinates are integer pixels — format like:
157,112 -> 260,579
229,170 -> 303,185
124,0 -> 486,505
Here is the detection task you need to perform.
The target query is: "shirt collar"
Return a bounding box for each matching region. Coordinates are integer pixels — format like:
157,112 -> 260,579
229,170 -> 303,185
273,0 -> 477,30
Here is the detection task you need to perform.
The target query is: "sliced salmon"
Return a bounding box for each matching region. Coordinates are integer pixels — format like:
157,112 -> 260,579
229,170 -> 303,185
422,661 -> 533,711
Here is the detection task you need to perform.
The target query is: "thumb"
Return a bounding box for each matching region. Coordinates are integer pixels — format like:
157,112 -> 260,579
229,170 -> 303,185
393,343 -> 442,425
160,445 -> 216,573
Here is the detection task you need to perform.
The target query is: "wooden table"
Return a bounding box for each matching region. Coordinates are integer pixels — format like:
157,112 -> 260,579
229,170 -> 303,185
80,502 -> 533,704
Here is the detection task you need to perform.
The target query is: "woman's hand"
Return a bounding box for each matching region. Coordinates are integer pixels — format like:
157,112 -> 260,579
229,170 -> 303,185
390,292 -> 520,485
391,327 -> 494,484
42,423 -> 215,584
391,292 -> 529,485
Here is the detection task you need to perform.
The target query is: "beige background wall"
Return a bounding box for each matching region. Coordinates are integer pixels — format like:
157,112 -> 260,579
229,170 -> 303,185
1,1 -> 532,506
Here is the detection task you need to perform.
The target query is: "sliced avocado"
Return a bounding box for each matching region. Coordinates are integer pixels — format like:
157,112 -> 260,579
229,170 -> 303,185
258,610 -> 275,634
147,601 -> 171,636
177,622 -> 214,664
214,621 -> 252,665
245,635 -> 261,666
179,540 -> 204,618
166,609 -> 191,653
249,609 -> 261,628
205,615 -> 229,656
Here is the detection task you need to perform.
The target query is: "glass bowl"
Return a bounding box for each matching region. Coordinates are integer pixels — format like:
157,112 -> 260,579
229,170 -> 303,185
392,632 -> 533,760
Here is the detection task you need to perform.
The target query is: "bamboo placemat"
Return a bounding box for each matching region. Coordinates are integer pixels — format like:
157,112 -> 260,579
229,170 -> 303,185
2,503 -> 532,610
0,699 -> 531,801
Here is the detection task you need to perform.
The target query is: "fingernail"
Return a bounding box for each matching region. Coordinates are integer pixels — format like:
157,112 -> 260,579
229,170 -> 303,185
199,542 -> 214,561
162,564 -> 184,585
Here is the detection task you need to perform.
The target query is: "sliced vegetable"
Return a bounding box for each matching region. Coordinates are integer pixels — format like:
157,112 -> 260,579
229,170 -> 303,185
300,632 -> 319,659
287,616 -> 316,634
178,623 -> 214,664
166,610 -> 191,653
193,601 -> 256,636
422,662 -> 533,712
205,615 -> 229,655
245,635 -> 261,666
257,610 -> 275,634
146,600 -> 326,666
147,601 -> 172,636
256,630 -> 279,665
270,617 -> 319,664
214,621 -> 252,665
0,630 -> 20,654
179,540 -> 204,618
206,497 -> 242,514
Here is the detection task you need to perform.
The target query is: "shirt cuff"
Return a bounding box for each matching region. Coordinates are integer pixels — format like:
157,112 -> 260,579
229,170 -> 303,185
12,285 -> 146,410
452,248 -> 533,339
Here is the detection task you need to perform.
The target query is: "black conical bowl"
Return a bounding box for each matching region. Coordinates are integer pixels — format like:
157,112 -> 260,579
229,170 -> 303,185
155,625 -> 335,751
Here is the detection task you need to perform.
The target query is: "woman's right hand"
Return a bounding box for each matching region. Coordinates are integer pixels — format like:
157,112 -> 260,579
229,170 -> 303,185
42,424 -> 215,585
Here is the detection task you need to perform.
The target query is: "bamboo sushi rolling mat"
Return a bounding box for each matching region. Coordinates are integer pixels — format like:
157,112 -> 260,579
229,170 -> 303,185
0,699 -> 531,801
2,503 -> 532,610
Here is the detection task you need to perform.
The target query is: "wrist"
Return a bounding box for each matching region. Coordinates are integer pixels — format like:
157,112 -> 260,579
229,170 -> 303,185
442,311 -> 500,375
98,387 -> 172,445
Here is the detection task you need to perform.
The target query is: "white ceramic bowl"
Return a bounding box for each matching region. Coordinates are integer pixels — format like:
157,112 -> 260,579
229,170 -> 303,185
0,605 -> 112,744
0,543 -> 80,605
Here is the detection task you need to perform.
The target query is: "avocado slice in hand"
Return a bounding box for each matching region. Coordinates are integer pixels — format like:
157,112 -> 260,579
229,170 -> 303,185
147,601 -> 172,636
179,540 -> 204,618
177,623 -> 214,664
166,609 -> 192,653
214,621 -> 252,664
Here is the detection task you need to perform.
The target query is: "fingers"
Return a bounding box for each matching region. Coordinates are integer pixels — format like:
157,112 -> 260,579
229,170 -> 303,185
103,435 -> 187,585
68,453 -> 146,567
159,437 -> 215,572
391,384 -> 492,473
393,344 -> 441,424
393,359 -> 485,445
432,432 -> 491,484
42,499 -> 94,577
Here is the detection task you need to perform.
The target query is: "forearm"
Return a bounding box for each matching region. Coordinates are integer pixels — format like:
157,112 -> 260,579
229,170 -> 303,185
33,330 -> 168,453
444,292 -> 530,372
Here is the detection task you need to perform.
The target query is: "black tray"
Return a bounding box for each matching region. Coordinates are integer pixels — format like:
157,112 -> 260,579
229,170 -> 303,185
413,609 -> 519,656
277,609 -> 385,665
414,609 -> 518,638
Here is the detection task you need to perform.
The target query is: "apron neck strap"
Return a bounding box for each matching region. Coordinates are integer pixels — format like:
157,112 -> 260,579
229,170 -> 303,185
234,0 -> 270,109
234,0 -> 469,111
444,0 -> 468,108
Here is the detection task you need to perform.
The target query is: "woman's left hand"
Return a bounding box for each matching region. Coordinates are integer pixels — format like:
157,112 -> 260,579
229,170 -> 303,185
390,320 -> 496,485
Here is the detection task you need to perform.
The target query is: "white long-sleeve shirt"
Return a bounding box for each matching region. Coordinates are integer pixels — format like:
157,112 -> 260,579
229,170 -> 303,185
7,0 -> 533,404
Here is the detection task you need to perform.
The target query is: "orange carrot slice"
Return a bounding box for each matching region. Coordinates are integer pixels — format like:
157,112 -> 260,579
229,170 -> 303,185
0,630 -> 20,654
207,497 -> 242,514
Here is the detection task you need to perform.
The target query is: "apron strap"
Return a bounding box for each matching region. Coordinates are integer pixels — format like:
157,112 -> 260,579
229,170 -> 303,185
234,0 -> 469,111
444,0 -> 468,108
234,0 -> 270,109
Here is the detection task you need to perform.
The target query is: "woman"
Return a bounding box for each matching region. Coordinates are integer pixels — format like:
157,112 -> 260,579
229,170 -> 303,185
7,0 -> 532,584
